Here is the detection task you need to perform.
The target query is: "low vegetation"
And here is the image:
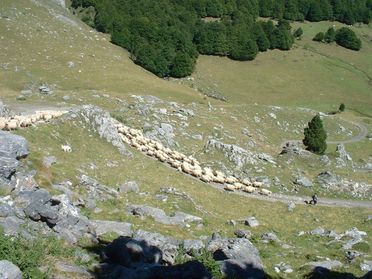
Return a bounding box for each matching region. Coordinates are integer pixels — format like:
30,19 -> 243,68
313,26 -> 362,51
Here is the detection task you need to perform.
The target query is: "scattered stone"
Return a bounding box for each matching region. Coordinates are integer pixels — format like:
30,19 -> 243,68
360,260 -> 372,272
91,220 -> 132,237
55,261 -> 90,276
77,105 -> 132,157
207,237 -> 264,279
79,175 -> 119,201
42,156 -> 57,168
126,204 -> 202,226
183,239 -> 205,254
274,262 -> 293,274
316,171 -> 339,188
261,232 -> 279,243
39,84 -> 53,94
294,176 -> 313,187
287,202 -> 296,212
305,260 -> 343,270
0,101 -> 10,117
244,217 -> 259,227
336,144 -> 352,161
119,181 -> 139,193
234,229 -> 252,239
310,227 -> 326,236
0,260 -> 22,279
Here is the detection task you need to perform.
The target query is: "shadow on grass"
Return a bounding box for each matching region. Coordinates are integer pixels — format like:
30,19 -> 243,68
83,236 -> 371,279
304,267 -> 372,279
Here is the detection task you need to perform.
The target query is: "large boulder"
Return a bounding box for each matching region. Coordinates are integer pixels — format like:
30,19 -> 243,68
133,230 -> 181,265
91,220 -> 132,237
207,236 -> 265,279
0,260 -> 22,279
0,131 -> 28,181
77,105 -> 132,157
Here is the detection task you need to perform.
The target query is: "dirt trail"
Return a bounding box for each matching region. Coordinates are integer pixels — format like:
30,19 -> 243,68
281,119 -> 369,148
209,183 -> 372,209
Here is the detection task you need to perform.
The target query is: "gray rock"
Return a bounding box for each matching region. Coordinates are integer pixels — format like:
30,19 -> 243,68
0,216 -> 24,236
244,217 -> 259,227
119,181 -> 139,193
133,230 -> 181,265
0,131 -> 29,181
127,204 -> 202,226
0,260 -> 22,279
316,171 -> 339,188
336,144 -> 352,161
310,227 -> 326,236
55,261 -> 90,276
79,175 -> 119,201
42,156 -> 57,168
234,229 -> 252,239
205,139 -> 275,168
294,176 -> 313,187
261,232 -> 279,243
287,202 -> 296,212
78,105 -> 131,157
342,227 -> 367,249
207,237 -> 264,279
0,101 -> 10,117
183,239 -> 205,254
274,262 -> 293,274
306,260 -> 343,270
39,84 -> 53,94
360,260 -> 372,272
0,203 -> 14,217
145,123 -> 176,147
91,220 -> 132,237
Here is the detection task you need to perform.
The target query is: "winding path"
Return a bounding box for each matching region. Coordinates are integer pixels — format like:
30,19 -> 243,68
4,103 -> 371,209
281,118 -> 369,148
209,183 -> 372,209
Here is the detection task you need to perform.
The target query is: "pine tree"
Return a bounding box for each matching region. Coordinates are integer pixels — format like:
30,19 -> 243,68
303,114 -> 327,155
293,27 -> 303,39
324,27 -> 336,43
313,32 -> 324,42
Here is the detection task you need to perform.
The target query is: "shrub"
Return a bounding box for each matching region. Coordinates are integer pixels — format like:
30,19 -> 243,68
293,27 -> 303,39
303,114 -> 327,155
324,27 -> 336,43
313,32 -> 324,42
339,103 -> 346,112
335,27 -> 362,51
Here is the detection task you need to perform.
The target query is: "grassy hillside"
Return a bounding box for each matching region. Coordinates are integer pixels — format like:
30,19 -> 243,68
0,0 -> 371,278
179,21 -> 372,116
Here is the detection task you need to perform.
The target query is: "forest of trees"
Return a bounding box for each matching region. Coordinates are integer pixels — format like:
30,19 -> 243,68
313,26 -> 362,50
71,0 -> 371,77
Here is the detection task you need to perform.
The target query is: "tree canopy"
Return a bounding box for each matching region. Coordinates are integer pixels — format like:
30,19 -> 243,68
71,0 -> 371,77
303,115 -> 327,155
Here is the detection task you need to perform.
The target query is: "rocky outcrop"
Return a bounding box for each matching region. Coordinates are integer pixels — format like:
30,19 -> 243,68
78,105 -> 132,157
207,235 -> 265,279
0,131 -> 28,183
0,260 -> 22,279
205,138 -> 275,168
126,204 -> 203,227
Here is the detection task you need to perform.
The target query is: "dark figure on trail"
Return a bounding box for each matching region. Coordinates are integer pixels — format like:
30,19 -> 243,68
309,194 -> 318,205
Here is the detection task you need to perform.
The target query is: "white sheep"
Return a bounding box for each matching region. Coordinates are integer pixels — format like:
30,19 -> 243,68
253,181 -> 263,188
243,186 -> 255,193
260,189 -> 272,196
0,118 -> 6,130
225,176 -> 238,184
61,145 -> 72,152
6,119 -> 19,130
242,179 -> 252,186
224,185 -> 236,191
234,182 -> 244,190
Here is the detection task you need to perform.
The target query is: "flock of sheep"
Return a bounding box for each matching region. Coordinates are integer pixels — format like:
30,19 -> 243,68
115,122 -> 272,196
0,110 -> 67,131
0,109 -> 271,196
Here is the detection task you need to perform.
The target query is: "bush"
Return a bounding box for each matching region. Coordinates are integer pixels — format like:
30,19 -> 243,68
293,27 -> 303,39
324,27 -> 336,43
339,103 -> 345,112
0,231 -> 73,279
303,114 -> 327,155
313,32 -> 324,42
335,27 -> 362,51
